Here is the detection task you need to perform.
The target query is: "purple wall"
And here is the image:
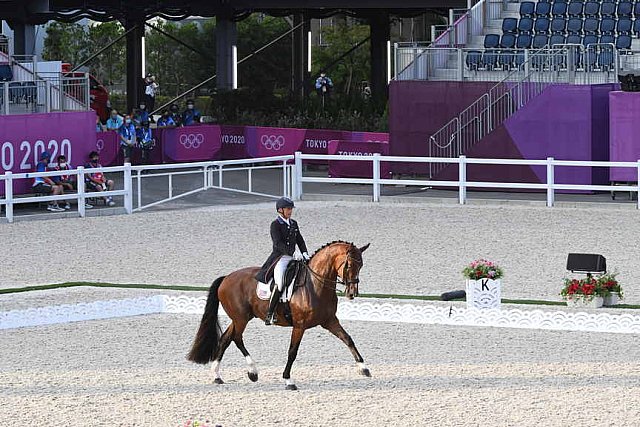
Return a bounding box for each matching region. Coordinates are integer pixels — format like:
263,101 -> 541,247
609,91 -> 640,181
389,81 -> 618,186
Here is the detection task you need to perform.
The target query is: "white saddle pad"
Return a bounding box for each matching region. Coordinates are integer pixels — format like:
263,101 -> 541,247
256,280 -> 295,302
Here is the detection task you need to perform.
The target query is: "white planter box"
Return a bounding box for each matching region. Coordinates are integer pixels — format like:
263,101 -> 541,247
466,278 -> 501,309
566,296 -> 604,309
603,293 -> 620,306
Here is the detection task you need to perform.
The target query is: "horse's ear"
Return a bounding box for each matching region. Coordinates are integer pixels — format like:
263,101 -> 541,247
359,243 -> 370,253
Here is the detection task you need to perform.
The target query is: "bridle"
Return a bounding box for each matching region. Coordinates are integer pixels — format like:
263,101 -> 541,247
303,248 -> 362,294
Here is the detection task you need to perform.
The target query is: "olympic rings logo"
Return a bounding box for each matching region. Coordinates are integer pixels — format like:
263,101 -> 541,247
96,139 -> 105,152
261,135 -> 285,151
179,133 -> 205,149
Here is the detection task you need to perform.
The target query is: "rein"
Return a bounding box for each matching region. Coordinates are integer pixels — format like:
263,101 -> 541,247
303,253 -> 361,293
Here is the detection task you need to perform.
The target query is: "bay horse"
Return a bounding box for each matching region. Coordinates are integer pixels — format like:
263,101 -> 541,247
187,241 -> 371,390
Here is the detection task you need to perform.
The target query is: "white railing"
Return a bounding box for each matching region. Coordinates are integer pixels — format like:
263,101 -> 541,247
0,164 -> 133,223
291,152 -> 640,209
131,155 -> 293,212
0,75 -> 90,115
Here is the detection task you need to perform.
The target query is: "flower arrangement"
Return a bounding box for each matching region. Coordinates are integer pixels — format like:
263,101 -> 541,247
462,259 -> 504,280
560,272 -> 624,302
598,271 -> 624,299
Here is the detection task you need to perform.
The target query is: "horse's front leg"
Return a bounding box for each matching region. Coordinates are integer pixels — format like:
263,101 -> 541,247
282,327 -> 305,390
322,318 -> 371,377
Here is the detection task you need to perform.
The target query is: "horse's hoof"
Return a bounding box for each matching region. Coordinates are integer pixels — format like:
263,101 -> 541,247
360,368 -> 371,377
285,384 -> 298,391
214,378 -> 224,385
248,372 -> 258,382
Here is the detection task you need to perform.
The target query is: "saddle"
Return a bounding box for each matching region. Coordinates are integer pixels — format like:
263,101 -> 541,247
256,260 -> 304,303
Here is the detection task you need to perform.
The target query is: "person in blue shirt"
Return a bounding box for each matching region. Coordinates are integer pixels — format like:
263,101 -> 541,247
106,110 -> 123,131
156,110 -> 176,128
31,151 -> 65,212
134,102 -> 150,127
118,115 -> 136,164
137,120 -> 155,164
169,103 -> 182,127
182,99 -> 201,126
315,72 -> 334,96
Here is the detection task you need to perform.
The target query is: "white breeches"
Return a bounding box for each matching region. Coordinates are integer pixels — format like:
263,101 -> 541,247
274,255 -> 293,291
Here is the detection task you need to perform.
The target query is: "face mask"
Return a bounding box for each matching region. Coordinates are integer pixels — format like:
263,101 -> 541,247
140,105 -> 145,110
187,104 -> 194,110
91,159 -> 98,164
59,162 -> 67,168
125,119 -> 131,124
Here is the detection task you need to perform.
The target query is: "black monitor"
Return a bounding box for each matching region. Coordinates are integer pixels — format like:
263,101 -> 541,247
566,253 -> 606,275
618,71 -> 640,92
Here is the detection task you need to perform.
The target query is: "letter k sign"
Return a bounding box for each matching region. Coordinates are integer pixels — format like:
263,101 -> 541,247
481,279 -> 490,291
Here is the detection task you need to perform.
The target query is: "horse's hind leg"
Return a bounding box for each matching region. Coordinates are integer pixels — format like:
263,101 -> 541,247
322,318 -> 371,377
211,324 -> 235,384
230,318 -> 259,382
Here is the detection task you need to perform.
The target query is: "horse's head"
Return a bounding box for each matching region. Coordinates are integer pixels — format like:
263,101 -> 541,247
338,243 -> 370,300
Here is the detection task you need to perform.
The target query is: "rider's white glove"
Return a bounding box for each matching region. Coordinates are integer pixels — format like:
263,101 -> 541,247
302,252 -> 311,261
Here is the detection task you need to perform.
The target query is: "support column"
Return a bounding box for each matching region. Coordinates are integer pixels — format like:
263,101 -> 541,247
216,14 -> 237,92
368,11 -> 390,101
7,22 -> 36,56
124,18 -> 144,113
292,13 -> 309,99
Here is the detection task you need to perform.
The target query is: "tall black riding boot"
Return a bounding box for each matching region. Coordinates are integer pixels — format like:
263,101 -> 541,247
265,288 -> 282,326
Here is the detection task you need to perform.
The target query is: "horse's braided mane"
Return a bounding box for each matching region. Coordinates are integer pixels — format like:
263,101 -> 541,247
309,240 -> 354,261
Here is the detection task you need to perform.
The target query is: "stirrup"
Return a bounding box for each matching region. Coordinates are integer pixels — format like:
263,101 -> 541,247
265,312 -> 277,326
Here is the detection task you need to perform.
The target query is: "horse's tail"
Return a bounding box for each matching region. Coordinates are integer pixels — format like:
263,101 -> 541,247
187,276 -> 226,364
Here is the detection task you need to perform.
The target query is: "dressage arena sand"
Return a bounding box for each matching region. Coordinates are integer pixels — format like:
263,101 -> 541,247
2,201 -> 640,426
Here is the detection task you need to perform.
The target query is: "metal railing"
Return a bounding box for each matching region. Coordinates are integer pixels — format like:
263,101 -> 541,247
292,152 -> 640,209
0,74 -> 90,115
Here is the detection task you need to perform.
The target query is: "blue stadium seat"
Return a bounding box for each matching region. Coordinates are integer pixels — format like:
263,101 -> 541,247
617,2 -> 633,18
549,34 -> 566,46
582,34 -> 599,47
599,17 -> 616,35
535,1 -> 552,17
518,17 -> 534,34
584,2 -> 600,18
520,1 -> 535,18
567,1 -> 584,18
482,34 -> 500,69
552,2 -> 568,17
484,34 -> 500,49
551,18 -> 566,34
616,34 -> 632,49
634,3 -> 640,18
466,51 -> 483,70
567,17 -> 583,34
566,34 -> 582,44
498,34 -> 517,69
500,33 -> 516,49
516,33 -> 533,48
502,18 -> 518,34
633,18 -> 640,36
535,17 -> 551,33
600,2 -> 616,18
583,17 -> 599,34
600,34 -> 615,45
617,18 -> 632,35
0,64 -> 12,82
532,34 -> 549,49
597,46 -> 615,70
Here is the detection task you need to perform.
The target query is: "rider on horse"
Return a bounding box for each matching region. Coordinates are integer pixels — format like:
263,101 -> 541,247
257,197 -> 310,326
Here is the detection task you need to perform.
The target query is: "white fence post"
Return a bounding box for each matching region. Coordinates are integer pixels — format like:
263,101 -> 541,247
282,160 -> 288,196
546,157 -> 554,207
637,160 -> 640,210
294,151 -> 303,201
3,83 -> 9,115
5,172 -> 13,223
77,166 -> 86,217
218,165 -> 223,189
124,163 -> 133,214
372,153 -> 381,202
137,169 -> 142,210
458,155 -> 467,204
45,80 -> 51,113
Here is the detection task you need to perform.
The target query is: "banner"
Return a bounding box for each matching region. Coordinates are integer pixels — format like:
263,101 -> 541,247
95,131 -> 120,166
163,125 -> 222,162
0,111 -> 96,196
245,126 -> 305,157
327,140 -> 391,179
220,125 -> 250,159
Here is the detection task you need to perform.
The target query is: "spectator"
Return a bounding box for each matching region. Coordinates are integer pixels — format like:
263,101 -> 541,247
182,99 -> 201,126
134,102 -> 150,127
32,151 -> 65,212
96,114 -> 105,132
156,110 -> 176,128
119,115 -> 136,164
315,72 -> 334,96
106,110 -> 123,131
137,120 -> 154,165
169,103 -> 182,127
85,151 -> 116,207
143,74 -> 159,121
52,155 -> 93,210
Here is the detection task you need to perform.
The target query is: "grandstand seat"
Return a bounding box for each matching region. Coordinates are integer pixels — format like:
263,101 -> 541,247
551,18 -> 566,34
567,17 -> 583,34
0,64 -> 12,82
634,2 -> 640,18
583,17 -> 599,34
549,34 -> 566,46
482,34 -> 501,69
466,51 -> 483,71
484,34 -> 500,49
567,1 -> 584,18
518,17 -> 534,33
516,33 -> 533,49
616,34 -> 632,49
566,34 -> 582,45
600,2 -> 616,18
633,19 -> 640,36
500,33 -> 516,49
520,1 -> 535,18
532,34 -> 549,49
583,34 -> 599,47
584,2 -> 600,18
600,34 -> 615,45
617,2 -> 633,18
552,2 -> 568,17
597,46 -> 615,70
502,18 -> 518,34
617,18 -> 633,35
535,1 -> 552,17
599,17 -> 616,35
535,17 -> 551,33
499,34 -> 517,69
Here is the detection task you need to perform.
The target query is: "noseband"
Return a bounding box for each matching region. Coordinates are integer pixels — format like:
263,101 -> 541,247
304,248 -> 361,293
